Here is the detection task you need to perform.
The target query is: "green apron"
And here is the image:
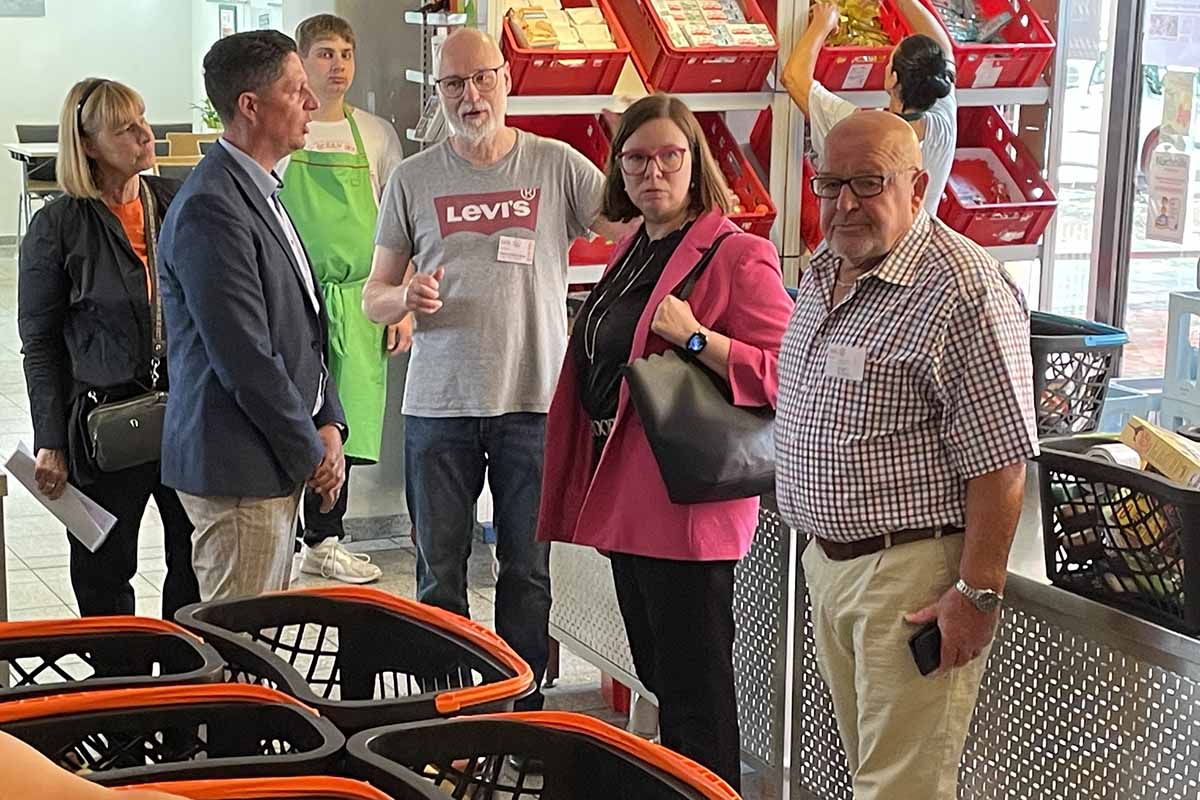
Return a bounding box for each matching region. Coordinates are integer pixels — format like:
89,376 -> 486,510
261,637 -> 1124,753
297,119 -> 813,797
279,107 -> 385,462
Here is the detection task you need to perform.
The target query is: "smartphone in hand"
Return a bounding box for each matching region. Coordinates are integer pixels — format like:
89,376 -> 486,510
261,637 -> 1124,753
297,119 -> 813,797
908,621 -> 941,676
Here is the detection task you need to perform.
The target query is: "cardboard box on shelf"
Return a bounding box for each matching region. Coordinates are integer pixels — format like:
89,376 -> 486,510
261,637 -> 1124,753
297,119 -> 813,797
1120,416 -> 1200,489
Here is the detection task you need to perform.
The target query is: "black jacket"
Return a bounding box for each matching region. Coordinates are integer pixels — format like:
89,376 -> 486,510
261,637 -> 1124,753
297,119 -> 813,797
18,176 -> 181,455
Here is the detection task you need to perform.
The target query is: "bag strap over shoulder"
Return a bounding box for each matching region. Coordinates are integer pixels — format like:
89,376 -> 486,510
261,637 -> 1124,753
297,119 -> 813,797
672,230 -> 739,302
140,178 -> 165,389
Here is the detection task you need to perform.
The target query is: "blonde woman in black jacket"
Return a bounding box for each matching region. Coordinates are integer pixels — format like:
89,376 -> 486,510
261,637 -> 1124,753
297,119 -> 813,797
18,78 -> 199,618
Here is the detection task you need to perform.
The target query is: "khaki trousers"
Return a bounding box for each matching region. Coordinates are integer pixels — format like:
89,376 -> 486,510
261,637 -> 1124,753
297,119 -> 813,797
179,490 -> 303,602
802,534 -> 991,800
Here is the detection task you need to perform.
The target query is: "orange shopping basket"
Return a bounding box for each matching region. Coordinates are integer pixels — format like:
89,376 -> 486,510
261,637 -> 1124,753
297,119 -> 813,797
116,776 -> 393,799
175,587 -> 535,733
344,711 -> 742,799
0,684 -> 343,785
0,616 -> 223,700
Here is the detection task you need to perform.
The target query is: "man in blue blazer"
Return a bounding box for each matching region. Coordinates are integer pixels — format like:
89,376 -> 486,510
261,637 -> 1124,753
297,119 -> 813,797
159,30 -> 348,601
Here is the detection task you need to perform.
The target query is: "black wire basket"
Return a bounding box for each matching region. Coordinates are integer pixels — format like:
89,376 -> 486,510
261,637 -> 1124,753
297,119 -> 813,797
344,712 -> 741,800
0,616 -> 223,700
1030,311 -> 1129,436
175,587 -> 534,733
0,684 -> 344,786
1039,434 -> 1200,633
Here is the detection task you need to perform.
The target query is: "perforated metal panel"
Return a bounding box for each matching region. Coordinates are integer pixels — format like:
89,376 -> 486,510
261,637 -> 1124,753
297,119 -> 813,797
733,500 -> 796,773
549,500 -> 796,791
960,605 -> 1200,800
791,558 -> 1200,800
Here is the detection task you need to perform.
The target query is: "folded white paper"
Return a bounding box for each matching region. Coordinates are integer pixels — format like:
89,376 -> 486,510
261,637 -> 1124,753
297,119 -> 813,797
5,442 -> 116,552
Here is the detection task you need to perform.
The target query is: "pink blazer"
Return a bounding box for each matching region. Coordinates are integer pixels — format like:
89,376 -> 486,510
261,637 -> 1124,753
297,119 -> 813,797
537,210 -> 795,561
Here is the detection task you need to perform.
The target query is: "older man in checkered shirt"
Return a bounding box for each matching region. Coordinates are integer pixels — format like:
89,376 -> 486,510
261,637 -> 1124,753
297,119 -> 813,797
777,111 -> 1039,798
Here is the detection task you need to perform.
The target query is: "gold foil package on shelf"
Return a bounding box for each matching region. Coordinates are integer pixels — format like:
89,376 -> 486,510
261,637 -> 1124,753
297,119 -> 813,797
821,0 -> 891,47
508,2 -> 618,50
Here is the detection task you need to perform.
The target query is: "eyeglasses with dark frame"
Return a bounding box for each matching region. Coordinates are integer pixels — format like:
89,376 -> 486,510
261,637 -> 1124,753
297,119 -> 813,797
809,168 -> 920,200
617,146 -> 688,177
435,65 -> 506,99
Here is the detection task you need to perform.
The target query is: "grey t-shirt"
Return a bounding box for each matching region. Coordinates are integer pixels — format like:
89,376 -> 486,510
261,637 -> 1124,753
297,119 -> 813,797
376,130 -> 605,417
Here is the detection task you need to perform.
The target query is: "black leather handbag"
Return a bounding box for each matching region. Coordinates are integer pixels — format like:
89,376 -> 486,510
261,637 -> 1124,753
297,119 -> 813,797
86,181 -> 168,473
623,232 -> 776,504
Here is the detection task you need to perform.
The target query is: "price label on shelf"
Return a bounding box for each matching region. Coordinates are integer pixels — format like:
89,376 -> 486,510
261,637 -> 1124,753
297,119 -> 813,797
842,63 -> 873,91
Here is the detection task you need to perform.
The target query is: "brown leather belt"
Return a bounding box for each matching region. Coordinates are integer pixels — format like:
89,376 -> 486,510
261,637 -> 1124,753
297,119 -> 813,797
816,525 -> 965,562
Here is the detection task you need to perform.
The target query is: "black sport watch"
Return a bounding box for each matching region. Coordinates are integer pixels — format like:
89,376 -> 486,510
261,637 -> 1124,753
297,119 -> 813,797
685,330 -> 708,354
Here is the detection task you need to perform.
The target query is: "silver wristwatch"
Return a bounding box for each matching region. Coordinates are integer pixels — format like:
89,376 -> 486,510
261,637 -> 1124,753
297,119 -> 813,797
955,579 -> 1003,614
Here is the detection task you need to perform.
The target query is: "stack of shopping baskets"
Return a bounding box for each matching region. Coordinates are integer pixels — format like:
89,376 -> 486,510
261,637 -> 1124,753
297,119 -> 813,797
1031,313 -> 1200,635
0,587 -> 741,798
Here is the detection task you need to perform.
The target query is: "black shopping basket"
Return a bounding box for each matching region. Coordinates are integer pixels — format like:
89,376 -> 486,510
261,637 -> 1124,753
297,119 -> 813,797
0,616 -> 224,700
1031,311 -> 1128,436
0,684 -> 344,785
345,711 -> 741,800
175,587 -> 535,733
1039,434 -> 1200,634
115,776 -> 393,799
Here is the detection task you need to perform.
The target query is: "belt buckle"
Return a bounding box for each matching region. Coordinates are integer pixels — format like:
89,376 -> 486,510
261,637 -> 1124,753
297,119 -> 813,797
882,532 -> 893,550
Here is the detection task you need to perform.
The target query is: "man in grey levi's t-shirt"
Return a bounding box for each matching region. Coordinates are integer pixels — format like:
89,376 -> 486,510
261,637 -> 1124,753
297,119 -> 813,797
376,129 -> 600,417
364,29 -> 628,712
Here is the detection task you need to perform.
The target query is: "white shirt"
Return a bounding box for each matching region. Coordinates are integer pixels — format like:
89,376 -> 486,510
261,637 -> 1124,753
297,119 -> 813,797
807,83 -> 958,217
277,107 -> 405,200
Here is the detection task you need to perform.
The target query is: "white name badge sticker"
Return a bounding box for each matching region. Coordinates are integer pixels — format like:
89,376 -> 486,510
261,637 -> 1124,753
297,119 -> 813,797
497,235 -> 535,265
824,344 -> 867,382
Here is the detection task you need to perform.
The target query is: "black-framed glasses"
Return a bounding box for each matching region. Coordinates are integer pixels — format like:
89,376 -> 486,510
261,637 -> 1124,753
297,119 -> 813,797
435,65 -> 505,99
76,78 -> 107,135
618,146 -> 688,176
809,169 -> 918,200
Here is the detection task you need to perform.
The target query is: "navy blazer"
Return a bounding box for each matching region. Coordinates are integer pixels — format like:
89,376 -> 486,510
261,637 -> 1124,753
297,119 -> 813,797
158,142 -> 347,498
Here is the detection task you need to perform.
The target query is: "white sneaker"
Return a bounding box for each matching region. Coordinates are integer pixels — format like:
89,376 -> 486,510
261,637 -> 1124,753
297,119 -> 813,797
301,538 -> 382,584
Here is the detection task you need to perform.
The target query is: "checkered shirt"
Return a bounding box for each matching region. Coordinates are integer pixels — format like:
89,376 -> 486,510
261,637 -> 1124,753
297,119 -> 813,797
775,212 -> 1039,542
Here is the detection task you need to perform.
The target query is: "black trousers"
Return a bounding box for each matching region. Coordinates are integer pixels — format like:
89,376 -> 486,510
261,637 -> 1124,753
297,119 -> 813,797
609,552 -> 741,791
298,462 -> 353,548
70,460 -> 199,620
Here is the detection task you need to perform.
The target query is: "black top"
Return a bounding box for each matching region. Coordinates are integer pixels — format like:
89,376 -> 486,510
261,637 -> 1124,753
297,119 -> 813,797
571,223 -> 691,421
18,176 -> 181,455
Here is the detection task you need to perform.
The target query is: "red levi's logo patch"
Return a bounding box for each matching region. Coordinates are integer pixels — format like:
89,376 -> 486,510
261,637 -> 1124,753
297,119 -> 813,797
434,188 -> 541,237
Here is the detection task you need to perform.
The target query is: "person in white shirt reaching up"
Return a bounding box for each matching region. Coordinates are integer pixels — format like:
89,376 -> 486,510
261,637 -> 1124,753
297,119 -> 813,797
279,14 -> 409,585
782,0 -> 957,217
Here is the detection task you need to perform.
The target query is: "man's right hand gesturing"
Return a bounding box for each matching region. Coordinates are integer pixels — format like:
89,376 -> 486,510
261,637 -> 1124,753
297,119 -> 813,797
405,266 -> 445,315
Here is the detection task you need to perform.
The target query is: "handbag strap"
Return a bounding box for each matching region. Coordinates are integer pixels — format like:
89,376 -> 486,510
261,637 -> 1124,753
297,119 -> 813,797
672,231 -> 739,302
140,179 -> 165,389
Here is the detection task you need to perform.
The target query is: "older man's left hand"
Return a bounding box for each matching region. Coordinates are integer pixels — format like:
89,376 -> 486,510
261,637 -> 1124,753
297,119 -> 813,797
651,295 -> 701,348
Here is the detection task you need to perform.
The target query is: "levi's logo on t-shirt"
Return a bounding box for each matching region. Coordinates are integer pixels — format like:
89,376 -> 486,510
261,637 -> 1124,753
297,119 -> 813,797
434,188 -> 540,237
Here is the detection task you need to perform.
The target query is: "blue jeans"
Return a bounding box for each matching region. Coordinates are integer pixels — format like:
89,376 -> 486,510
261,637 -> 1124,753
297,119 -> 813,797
404,413 -> 552,709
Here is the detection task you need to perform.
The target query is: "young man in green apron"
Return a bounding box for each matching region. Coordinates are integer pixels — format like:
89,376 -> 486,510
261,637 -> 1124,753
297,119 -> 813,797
279,14 -> 409,583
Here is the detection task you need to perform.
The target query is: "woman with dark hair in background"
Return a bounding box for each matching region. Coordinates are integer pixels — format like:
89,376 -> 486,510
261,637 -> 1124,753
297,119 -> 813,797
537,94 -> 794,790
18,78 -> 199,619
782,0 -> 957,214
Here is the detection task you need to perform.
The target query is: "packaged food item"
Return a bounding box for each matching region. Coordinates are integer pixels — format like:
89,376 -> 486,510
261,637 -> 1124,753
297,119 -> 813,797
567,6 -> 605,24
541,8 -> 571,24
686,29 -> 717,46
823,0 -> 892,47
664,18 -> 691,47
526,0 -> 563,7
1086,443 -> 1143,469
951,158 -> 1016,205
576,22 -> 614,42
1120,417 -> 1200,489
552,23 -> 581,43
703,8 -> 730,22
710,22 -> 737,45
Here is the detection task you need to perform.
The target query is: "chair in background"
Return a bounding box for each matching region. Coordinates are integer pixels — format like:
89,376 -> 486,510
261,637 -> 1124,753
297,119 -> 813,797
198,139 -> 216,155
150,123 -> 192,140
166,132 -> 218,157
156,163 -> 195,181
14,124 -> 61,239
154,140 -> 170,156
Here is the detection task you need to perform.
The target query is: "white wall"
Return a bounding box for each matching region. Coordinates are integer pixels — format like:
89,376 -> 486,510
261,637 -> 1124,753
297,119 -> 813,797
282,0 -> 337,35
0,0 -> 194,238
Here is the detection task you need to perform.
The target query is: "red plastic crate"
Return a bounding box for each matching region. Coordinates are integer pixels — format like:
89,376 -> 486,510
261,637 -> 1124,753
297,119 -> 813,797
801,156 -> 822,252
697,112 -> 776,237
508,114 -> 616,267
813,0 -> 912,91
750,107 -> 772,172
609,0 -> 778,92
921,0 -> 1055,89
501,0 -> 632,95
937,107 -> 1057,246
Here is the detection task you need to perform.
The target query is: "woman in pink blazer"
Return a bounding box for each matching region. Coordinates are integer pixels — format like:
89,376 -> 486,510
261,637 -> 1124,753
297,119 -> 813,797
537,94 -> 794,789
